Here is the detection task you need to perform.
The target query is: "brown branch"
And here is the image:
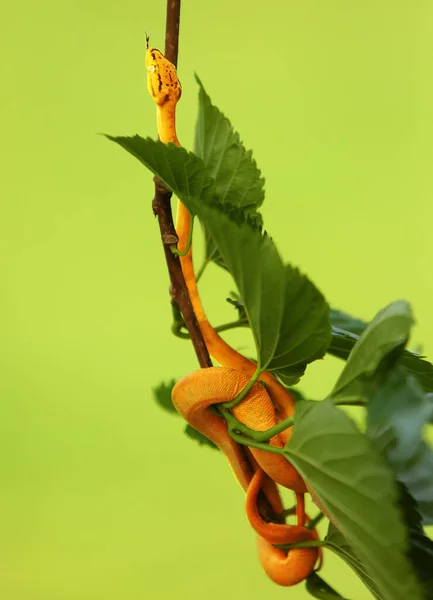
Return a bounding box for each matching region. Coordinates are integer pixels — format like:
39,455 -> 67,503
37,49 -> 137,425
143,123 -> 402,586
150,0 -> 211,369
152,178 -> 211,367
165,0 -> 181,66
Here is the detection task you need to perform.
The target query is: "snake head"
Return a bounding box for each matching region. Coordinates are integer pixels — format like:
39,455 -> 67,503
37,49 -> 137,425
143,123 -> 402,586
145,47 -> 182,107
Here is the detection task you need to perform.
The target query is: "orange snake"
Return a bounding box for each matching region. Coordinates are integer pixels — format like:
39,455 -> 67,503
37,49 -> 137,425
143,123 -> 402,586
146,42 -> 319,586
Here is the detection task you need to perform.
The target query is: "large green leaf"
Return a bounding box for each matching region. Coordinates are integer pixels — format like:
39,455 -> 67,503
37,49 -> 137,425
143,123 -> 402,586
193,76 -> 264,269
326,483 -> 433,600
325,525 -> 381,600
180,199 -> 330,383
105,135 -> 214,205
328,309 -> 433,393
367,368 -> 433,524
284,399 -> 423,600
106,136 -> 330,382
332,301 -> 413,398
395,482 -> 433,599
268,264 -> 331,384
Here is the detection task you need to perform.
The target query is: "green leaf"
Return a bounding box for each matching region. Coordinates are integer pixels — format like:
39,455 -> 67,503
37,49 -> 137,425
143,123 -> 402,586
398,353 -> 433,395
105,135 -> 215,206
193,76 -> 264,269
396,482 -> 433,599
184,424 -> 219,450
332,301 -> 413,398
326,483 -> 433,600
409,532 -> 433,600
107,135 -> 330,382
152,380 -> 219,450
367,368 -> 433,524
328,308 -> 433,393
284,399 -> 423,600
268,264 -> 331,383
193,75 -> 264,212
305,572 -> 351,599
329,308 -> 368,336
179,200 -> 330,383
152,379 -> 178,415
325,525 -> 382,600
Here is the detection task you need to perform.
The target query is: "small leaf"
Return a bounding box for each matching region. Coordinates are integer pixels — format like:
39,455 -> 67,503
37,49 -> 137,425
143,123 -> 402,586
329,308 -> 368,336
305,572 -> 351,600
367,368 -> 433,524
269,264 -> 331,384
332,301 -> 413,398
399,352 -> 433,395
105,135 -> 215,206
328,309 -> 433,393
194,76 -> 264,269
184,424 -> 219,450
194,75 -> 265,211
153,381 -> 219,450
284,399 -> 423,600
153,379 -> 178,415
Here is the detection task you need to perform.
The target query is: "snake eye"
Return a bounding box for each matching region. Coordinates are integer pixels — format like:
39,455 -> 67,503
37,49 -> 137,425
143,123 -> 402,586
147,65 -> 156,74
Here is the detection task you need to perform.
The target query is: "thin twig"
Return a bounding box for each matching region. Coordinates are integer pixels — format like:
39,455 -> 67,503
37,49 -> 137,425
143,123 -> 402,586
151,0 -> 212,369
152,179 -> 211,368
165,0 -> 181,66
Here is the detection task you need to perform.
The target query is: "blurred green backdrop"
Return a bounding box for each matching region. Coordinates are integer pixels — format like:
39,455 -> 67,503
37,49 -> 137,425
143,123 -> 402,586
1,1 -> 432,598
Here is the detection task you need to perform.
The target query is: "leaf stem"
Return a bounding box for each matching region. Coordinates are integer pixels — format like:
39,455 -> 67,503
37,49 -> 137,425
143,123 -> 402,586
222,424 -> 284,455
307,512 -> 325,530
223,410 -> 294,442
195,256 -> 211,283
172,317 -> 249,339
215,318 -> 249,333
274,540 -> 326,550
281,505 -> 296,518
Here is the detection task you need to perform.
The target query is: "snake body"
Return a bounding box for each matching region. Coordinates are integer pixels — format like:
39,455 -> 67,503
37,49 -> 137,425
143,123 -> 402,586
146,44 -> 319,586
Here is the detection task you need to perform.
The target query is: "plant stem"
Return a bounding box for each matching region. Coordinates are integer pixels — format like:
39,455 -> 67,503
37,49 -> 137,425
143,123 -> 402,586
152,180 -> 211,368
195,256 -> 211,283
274,540 -> 325,550
214,318 -> 249,333
307,512 -> 325,530
165,0 -> 181,65
225,427 -> 284,455
151,0 -> 212,369
281,505 -> 296,518
223,410 -> 294,442
172,317 -> 249,339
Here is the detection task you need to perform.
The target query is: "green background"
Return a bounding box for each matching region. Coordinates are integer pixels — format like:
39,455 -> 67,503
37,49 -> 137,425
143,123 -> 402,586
1,1 -> 432,598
